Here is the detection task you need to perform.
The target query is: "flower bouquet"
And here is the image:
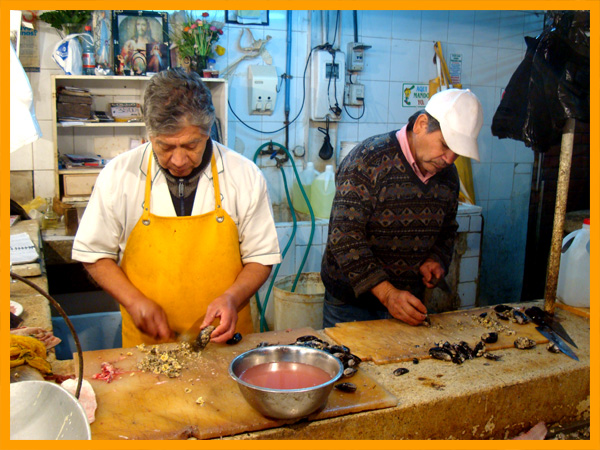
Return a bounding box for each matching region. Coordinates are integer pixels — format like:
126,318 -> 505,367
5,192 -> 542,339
172,12 -> 225,74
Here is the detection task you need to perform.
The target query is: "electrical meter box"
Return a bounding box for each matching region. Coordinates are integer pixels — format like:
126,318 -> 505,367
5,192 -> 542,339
248,65 -> 278,115
310,49 -> 345,121
346,42 -> 372,72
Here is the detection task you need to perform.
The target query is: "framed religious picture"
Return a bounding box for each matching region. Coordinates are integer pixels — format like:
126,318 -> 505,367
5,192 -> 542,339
113,10 -> 169,76
93,11 -> 113,71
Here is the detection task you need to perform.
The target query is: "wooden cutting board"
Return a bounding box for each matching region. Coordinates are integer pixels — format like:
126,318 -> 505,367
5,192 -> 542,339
324,306 -> 549,365
78,327 -> 397,440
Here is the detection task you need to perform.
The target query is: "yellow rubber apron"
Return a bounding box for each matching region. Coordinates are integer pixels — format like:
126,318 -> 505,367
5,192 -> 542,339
119,151 -> 253,347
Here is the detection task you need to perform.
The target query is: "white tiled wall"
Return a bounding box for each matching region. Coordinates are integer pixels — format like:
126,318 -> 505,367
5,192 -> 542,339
14,9 -> 544,308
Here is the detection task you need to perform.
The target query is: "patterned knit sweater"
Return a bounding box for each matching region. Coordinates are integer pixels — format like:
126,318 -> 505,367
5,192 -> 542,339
320,130 -> 459,310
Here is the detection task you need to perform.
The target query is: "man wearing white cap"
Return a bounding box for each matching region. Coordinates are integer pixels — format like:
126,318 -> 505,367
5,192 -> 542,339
321,89 -> 483,327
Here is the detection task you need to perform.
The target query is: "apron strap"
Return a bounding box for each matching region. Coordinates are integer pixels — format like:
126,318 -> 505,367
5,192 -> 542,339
143,145 -> 223,224
142,149 -> 153,225
210,151 -> 224,222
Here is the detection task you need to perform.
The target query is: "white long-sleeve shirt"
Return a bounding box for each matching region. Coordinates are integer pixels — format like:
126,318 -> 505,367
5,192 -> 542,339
72,141 -> 281,267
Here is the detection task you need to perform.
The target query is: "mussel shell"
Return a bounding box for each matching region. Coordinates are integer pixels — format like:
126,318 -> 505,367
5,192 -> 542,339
296,340 -> 328,350
335,382 -> 357,393
493,304 -> 514,313
481,332 -> 498,343
343,367 -> 358,377
513,310 -> 530,324
483,352 -> 502,361
329,344 -> 351,354
547,342 -> 561,353
473,340 -> 486,357
457,341 -> 474,360
393,367 -> 409,376
226,332 -> 243,345
523,306 -> 545,325
494,311 -> 510,321
514,337 -> 536,349
429,347 -> 453,361
295,335 -> 328,344
412,358 -> 419,364
193,325 -> 215,351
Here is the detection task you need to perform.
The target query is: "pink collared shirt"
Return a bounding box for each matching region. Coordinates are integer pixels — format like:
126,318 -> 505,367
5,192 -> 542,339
396,126 -> 435,184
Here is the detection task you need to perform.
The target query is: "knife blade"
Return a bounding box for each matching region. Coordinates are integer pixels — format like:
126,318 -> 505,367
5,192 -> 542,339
176,313 -> 207,346
525,306 -> 578,348
535,326 -> 579,361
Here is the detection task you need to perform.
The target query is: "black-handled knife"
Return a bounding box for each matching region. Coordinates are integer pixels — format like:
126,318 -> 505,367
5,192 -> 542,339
535,326 -> 579,361
525,306 -> 578,349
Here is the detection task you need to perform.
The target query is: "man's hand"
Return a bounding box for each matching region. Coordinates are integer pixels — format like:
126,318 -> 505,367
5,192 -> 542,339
125,297 -> 174,341
420,258 -> 445,288
372,281 -> 427,326
199,293 -> 239,343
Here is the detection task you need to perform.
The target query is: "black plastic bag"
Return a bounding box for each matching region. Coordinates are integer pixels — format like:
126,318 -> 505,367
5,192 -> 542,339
492,11 -> 589,152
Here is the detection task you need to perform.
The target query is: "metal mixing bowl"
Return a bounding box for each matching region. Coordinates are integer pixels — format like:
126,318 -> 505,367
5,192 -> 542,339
229,345 -> 343,420
10,380 -> 91,440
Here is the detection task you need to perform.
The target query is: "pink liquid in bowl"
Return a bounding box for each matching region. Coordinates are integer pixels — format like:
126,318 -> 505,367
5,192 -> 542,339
240,361 -> 332,390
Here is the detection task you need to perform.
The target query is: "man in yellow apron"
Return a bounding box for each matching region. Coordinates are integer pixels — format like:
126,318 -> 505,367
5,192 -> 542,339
72,69 -> 281,347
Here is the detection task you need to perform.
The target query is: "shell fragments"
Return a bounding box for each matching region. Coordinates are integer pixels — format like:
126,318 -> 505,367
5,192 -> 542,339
393,367 -> 409,376
514,337 -> 536,349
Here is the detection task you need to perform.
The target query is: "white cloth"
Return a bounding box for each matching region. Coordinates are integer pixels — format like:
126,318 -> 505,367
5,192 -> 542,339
10,43 -> 41,152
72,142 -> 281,266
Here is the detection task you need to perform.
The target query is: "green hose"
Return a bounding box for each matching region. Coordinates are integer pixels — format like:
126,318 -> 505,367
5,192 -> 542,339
252,141 -> 316,331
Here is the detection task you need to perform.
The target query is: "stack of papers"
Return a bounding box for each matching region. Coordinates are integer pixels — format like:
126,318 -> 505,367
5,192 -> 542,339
10,232 -> 39,265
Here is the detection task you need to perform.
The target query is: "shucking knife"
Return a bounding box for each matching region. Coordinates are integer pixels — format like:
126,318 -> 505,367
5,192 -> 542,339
525,306 -> 578,349
176,314 -> 210,348
535,326 -> 579,361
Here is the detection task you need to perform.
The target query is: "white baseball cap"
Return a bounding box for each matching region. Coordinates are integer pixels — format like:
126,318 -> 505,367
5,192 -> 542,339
425,88 -> 483,161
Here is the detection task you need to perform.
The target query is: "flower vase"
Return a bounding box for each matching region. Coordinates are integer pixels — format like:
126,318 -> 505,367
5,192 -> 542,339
194,55 -> 208,76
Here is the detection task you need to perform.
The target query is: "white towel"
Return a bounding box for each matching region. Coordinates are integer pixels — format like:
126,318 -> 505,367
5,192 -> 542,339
10,42 -> 41,152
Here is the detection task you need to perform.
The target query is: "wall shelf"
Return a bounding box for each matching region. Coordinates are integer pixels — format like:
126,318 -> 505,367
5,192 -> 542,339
51,75 -> 228,203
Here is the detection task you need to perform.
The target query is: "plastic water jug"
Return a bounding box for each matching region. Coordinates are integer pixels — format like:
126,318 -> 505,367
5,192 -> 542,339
557,218 -> 590,307
310,165 -> 336,219
292,162 -> 319,215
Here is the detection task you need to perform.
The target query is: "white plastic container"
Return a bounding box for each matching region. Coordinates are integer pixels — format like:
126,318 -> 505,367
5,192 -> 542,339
557,218 -> 590,307
311,164 -> 336,219
291,162 -> 319,215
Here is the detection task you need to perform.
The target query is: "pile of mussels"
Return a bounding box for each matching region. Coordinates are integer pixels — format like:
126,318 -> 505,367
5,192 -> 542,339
429,332 -> 501,364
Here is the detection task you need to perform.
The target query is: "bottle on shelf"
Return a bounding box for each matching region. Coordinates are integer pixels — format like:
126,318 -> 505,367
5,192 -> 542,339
42,197 -> 60,230
81,25 -> 96,76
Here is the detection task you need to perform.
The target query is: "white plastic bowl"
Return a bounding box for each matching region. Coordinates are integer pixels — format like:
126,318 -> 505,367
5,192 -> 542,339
10,380 -> 91,440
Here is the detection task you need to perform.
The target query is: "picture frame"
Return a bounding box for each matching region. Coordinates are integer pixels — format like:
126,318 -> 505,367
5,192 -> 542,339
113,10 -> 169,76
225,10 -> 269,26
93,11 -> 113,70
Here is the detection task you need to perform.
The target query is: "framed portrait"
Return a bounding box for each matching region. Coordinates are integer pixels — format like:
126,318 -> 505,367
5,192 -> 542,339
113,10 -> 169,76
225,10 -> 269,26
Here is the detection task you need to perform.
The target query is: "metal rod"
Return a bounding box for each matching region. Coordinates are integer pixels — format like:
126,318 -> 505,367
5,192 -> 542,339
544,118 -> 576,314
10,271 -> 84,399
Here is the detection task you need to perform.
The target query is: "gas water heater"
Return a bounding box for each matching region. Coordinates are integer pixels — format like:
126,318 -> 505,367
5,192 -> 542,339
310,49 -> 345,121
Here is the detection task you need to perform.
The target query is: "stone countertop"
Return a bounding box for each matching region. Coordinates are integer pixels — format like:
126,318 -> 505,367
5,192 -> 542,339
10,220 -> 74,375
11,222 -> 591,440
222,302 -> 590,440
